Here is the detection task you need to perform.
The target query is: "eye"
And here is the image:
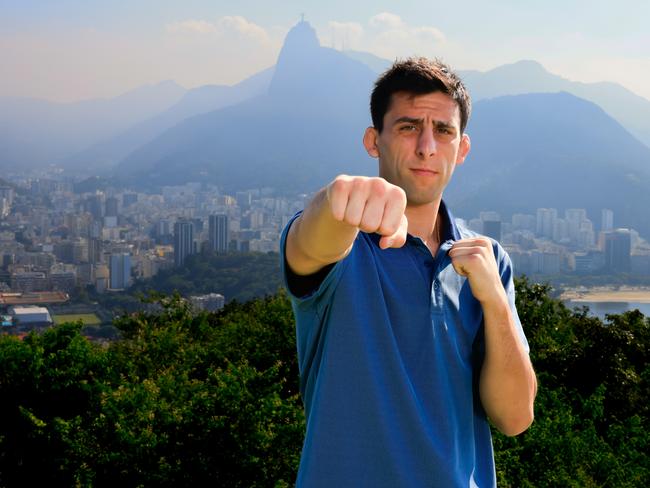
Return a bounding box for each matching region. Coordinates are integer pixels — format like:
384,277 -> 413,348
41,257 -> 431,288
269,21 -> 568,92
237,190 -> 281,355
399,124 -> 418,132
436,126 -> 452,135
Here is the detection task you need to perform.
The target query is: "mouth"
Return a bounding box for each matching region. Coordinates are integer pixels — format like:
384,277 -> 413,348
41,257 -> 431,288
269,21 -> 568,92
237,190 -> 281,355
410,168 -> 438,176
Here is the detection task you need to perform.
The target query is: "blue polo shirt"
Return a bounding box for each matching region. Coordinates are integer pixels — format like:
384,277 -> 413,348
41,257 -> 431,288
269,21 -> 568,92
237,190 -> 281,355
280,201 -> 528,487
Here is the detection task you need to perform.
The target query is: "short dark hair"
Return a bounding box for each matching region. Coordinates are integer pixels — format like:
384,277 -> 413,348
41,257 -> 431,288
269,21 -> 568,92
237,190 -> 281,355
370,57 -> 471,134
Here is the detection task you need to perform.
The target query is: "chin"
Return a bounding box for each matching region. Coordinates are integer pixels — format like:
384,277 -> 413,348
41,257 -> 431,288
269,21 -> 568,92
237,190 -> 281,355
405,191 -> 441,207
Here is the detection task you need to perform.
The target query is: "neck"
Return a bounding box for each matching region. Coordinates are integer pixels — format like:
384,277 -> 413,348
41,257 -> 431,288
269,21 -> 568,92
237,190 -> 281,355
405,199 -> 443,252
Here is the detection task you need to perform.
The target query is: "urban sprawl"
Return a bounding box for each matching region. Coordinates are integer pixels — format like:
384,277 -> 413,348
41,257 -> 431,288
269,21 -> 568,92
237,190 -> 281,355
1,177 -> 649,331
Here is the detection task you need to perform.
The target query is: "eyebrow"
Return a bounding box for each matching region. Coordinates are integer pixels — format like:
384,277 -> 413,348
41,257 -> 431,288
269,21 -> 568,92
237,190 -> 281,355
393,116 -> 422,126
393,117 -> 457,131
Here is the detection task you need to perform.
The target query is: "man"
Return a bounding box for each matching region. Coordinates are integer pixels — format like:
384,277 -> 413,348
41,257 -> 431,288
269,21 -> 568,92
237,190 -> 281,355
280,58 -> 537,487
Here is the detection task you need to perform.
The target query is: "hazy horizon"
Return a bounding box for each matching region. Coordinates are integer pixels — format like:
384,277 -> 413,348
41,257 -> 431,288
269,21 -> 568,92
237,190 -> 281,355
2,1 -> 649,103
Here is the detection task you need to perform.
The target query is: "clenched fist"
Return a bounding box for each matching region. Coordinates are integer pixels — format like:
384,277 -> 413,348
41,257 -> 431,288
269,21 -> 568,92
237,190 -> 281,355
326,175 -> 409,249
448,237 -> 506,305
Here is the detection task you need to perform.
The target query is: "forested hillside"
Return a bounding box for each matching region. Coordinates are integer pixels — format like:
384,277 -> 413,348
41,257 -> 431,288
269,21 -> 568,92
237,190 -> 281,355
129,252 -> 283,303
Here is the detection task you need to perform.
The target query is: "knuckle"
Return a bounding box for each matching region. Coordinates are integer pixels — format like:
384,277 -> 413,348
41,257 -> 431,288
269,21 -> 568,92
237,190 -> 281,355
379,223 -> 398,236
329,177 -> 348,197
478,237 -> 491,246
388,186 -> 407,205
369,177 -> 387,197
360,216 -> 381,233
344,208 -> 361,226
352,176 -> 367,190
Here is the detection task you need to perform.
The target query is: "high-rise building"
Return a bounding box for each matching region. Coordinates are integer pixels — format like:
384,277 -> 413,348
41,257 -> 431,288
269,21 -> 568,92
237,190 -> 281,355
10,271 -> 48,293
236,191 -> 252,209
109,253 -> 131,290
105,197 -> 119,217
209,214 -> 229,253
88,238 -> 103,264
479,211 -> 500,222
49,271 -> 77,293
564,208 -> 587,244
174,220 -> 194,267
553,218 -> 569,244
0,186 -> 15,206
601,209 -> 614,232
565,208 -> 587,224
511,214 -> 536,232
482,220 -> 502,241
536,208 -> 557,240
603,229 -> 631,272
85,194 -> 104,221
54,239 -> 86,264
578,221 -> 595,249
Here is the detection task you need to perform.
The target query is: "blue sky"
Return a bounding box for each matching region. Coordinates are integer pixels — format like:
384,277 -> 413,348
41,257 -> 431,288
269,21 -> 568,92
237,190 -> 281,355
2,0 -> 648,102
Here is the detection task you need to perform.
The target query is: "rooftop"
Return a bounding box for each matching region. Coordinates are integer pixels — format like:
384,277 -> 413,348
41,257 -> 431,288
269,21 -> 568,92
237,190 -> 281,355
0,291 -> 69,306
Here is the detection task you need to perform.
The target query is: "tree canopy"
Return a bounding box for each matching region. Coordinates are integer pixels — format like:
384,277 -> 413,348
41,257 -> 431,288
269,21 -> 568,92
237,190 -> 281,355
0,278 -> 647,486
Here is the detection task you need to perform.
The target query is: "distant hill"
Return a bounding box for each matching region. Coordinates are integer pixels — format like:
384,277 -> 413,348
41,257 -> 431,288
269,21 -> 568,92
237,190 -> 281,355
115,21 -> 376,191
342,50 -> 393,74
0,81 -> 186,169
61,68 -> 274,173
344,53 -> 650,149
461,60 -> 650,149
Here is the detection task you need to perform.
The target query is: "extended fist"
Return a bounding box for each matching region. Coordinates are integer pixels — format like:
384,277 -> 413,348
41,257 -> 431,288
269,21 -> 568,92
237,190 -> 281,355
326,175 -> 408,249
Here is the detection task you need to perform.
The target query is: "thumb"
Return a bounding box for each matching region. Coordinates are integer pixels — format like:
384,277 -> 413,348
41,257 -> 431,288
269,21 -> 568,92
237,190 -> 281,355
379,214 -> 408,249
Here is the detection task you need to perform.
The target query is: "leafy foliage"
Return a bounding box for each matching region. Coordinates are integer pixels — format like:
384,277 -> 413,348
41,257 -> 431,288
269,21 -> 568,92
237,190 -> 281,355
493,278 -> 650,487
0,278 -> 648,485
0,292 -> 303,487
129,252 -> 283,303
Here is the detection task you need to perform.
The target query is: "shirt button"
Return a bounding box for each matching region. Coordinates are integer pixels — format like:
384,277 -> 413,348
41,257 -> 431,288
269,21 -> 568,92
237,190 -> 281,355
433,281 -> 439,290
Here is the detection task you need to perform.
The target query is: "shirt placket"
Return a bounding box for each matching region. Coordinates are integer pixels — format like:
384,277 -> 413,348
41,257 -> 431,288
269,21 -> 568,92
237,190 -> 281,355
430,240 -> 454,315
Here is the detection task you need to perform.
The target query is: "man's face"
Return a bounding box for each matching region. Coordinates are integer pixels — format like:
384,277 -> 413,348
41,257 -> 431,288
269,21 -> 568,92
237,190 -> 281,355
363,91 -> 470,207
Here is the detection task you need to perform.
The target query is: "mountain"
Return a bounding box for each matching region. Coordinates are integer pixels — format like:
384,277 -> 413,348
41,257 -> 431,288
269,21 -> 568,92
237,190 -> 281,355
460,60 -> 650,148
61,68 -> 274,173
115,24 -> 650,237
0,81 -> 186,169
342,54 -> 650,149
115,21 -> 376,190
341,50 -> 393,75
445,91 -> 650,236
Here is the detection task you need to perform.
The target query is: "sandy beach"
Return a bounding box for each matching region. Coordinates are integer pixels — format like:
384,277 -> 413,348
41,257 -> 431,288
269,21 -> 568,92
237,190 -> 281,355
561,287 -> 650,303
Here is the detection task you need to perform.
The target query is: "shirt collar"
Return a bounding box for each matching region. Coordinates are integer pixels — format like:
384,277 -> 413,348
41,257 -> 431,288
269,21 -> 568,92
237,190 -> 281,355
405,199 -> 460,244
439,199 -> 461,242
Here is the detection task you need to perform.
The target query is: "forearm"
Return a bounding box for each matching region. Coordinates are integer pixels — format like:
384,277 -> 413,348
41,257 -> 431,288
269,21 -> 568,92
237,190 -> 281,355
479,296 -> 537,436
286,188 -> 359,276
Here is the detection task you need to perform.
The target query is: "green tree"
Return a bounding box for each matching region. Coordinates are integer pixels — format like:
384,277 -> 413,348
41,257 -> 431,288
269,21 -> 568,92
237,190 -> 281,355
0,278 -> 647,486
0,292 -> 304,487
493,278 -> 650,487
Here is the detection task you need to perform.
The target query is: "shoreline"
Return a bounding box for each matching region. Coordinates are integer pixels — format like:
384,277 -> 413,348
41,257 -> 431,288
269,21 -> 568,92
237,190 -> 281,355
560,287 -> 650,303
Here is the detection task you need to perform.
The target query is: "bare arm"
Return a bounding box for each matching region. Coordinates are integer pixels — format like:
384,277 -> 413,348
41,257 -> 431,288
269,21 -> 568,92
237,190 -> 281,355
448,238 -> 537,436
286,175 -> 408,276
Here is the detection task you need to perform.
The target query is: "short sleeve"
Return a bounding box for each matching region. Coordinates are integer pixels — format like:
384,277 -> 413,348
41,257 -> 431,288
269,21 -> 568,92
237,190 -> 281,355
279,212 -> 350,310
494,242 -> 530,354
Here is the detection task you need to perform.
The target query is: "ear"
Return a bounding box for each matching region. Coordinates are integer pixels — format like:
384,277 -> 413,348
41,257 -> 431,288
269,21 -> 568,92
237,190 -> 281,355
363,127 -> 380,158
455,133 -> 471,165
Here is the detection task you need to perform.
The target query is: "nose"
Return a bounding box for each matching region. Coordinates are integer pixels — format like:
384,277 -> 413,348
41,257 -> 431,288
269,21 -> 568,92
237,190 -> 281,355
416,129 -> 437,159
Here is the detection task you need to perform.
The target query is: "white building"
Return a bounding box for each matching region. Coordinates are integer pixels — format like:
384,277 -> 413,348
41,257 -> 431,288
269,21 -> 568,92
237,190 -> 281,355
190,293 -> 225,312
8,306 -> 53,325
